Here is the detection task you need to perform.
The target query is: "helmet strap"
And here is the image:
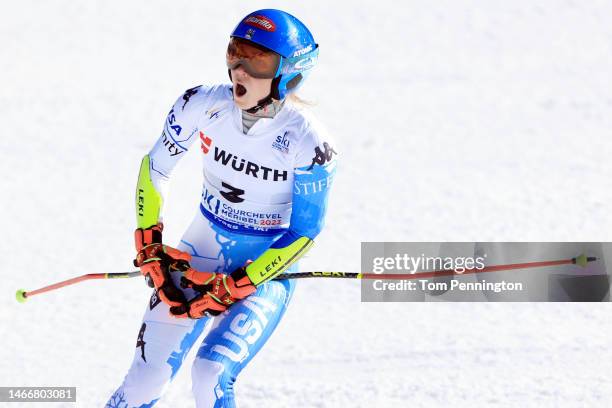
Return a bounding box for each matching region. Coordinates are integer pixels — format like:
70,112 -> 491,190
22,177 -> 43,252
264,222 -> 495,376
246,76 -> 282,114
270,76 -> 282,100
246,94 -> 274,114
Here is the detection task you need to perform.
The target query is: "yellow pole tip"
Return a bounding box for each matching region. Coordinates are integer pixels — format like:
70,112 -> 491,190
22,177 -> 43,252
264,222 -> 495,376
15,289 -> 28,303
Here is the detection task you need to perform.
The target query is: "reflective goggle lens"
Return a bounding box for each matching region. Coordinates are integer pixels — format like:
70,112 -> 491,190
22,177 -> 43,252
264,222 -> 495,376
226,38 -> 280,79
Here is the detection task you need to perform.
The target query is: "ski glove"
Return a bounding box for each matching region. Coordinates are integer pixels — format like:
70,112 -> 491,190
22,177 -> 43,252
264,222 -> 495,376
134,224 -> 189,308
169,266 -> 256,319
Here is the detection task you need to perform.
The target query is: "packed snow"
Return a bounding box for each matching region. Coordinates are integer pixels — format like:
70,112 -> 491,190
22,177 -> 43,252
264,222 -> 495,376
1,1 -> 611,407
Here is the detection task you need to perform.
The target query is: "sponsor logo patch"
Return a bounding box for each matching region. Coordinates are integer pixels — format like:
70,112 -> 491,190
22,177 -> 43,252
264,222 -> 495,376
307,142 -> 337,170
294,173 -> 335,195
201,186 -> 283,229
206,106 -> 224,120
292,44 -> 313,57
220,181 -> 245,203
181,86 -> 199,110
293,57 -> 316,71
212,147 -> 288,181
272,131 -> 290,153
200,131 -> 212,154
162,131 -> 186,157
167,108 -> 182,136
244,15 -> 276,32
245,28 -> 256,40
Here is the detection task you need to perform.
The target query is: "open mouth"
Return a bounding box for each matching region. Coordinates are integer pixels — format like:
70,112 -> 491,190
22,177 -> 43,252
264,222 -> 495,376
235,83 -> 247,97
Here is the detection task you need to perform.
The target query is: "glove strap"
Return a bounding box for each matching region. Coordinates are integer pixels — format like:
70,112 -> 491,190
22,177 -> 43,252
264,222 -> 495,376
230,267 -> 255,289
135,223 -> 163,251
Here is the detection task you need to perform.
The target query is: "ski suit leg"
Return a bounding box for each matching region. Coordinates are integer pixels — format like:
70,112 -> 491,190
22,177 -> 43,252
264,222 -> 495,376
191,278 -> 296,408
108,212 -> 296,408
106,224 -> 218,408
105,281 -> 212,407
176,214 -> 298,408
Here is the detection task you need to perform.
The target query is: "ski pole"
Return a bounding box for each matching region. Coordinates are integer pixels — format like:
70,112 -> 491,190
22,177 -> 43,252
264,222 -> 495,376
15,271 -> 141,303
15,254 -> 597,302
274,254 -> 598,280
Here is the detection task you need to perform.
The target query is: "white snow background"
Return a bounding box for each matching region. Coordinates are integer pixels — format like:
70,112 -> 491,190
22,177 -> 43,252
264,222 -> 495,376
2,1 -> 612,407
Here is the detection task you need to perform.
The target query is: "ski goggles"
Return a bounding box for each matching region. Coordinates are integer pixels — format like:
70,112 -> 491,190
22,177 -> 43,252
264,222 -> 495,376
226,38 -> 281,79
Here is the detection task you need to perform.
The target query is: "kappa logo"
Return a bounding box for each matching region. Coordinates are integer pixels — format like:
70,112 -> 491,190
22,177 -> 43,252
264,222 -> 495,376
307,142 -> 337,170
181,86 -> 199,110
200,131 -> 212,154
244,15 -> 276,32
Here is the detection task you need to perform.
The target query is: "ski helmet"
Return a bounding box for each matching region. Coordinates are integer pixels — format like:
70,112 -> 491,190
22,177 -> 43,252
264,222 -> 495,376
229,9 -> 319,101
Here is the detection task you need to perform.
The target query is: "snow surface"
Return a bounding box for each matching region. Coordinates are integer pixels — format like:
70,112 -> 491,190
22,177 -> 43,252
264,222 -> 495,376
2,1 -> 612,407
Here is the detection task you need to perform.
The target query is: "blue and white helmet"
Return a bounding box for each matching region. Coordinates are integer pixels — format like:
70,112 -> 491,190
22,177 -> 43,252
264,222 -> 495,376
230,9 -> 319,100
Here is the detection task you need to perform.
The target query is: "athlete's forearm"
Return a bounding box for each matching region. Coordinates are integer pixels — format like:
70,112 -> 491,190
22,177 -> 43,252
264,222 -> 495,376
134,87 -> 206,228
244,156 -> 336,285
245,230 -> 314,285
135,155 -> 164,229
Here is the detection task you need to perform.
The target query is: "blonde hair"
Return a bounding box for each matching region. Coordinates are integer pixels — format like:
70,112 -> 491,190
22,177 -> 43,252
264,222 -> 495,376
288,93 -> 315,107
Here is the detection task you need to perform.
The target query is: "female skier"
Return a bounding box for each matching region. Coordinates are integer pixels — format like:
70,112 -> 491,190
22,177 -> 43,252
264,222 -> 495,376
106,9 -> 337,408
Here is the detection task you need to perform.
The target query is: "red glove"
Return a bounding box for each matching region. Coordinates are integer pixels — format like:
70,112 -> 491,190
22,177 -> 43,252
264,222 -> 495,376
169,266 -> 257,318
134,224 -> 190,308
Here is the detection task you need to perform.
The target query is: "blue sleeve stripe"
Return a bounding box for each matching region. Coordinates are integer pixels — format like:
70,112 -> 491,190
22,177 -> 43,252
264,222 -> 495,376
288,162 -> 336,240
271,229 -> 303,248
